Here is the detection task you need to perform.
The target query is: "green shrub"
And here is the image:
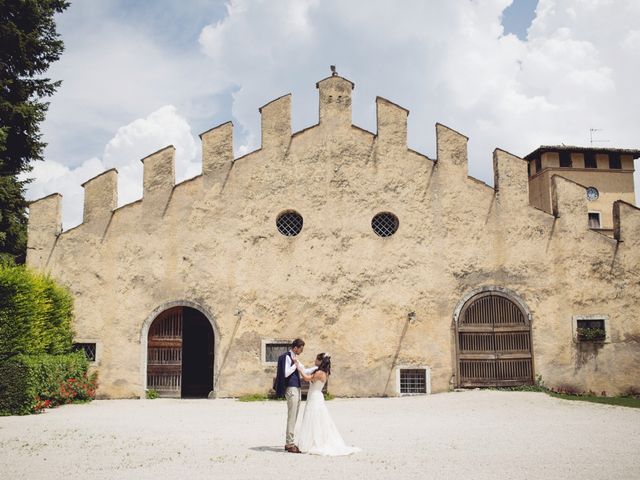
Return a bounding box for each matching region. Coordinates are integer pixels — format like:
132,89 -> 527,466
0,264 -> 74,358
0,351 -> 95,415
146,389 -> 159,399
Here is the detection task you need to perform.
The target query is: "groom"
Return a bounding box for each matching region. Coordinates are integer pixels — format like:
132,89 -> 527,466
275,338 -> 316,453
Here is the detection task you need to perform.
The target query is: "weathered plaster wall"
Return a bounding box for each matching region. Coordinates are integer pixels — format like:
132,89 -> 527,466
27,75 -> 640,398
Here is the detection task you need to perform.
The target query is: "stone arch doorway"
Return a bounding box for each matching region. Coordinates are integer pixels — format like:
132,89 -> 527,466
454,288 -> 533,387
146,306 -> 214,398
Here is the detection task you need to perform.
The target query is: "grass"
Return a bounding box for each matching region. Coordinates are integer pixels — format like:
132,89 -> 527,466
238,393 -> 270,402
547,392 -> 640,408
145,389 -> 159,399
237,392 -> 334,402
489,378 -> 640,409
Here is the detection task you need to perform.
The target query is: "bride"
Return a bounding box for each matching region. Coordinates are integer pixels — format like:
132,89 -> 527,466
295,353 -> 360,456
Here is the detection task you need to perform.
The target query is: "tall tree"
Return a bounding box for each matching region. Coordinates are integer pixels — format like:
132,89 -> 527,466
0,0 -> 69,263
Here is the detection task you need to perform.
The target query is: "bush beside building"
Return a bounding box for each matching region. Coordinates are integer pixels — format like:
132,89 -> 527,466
0,263 -> 96,415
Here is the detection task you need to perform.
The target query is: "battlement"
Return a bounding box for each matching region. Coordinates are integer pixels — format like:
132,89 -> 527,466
376,97 -> 408,152
26,193 -> 62,268
316,74 -> 354,130
82,168 -> 117,232
613,200 -> 640,247
26,73 -> 639,272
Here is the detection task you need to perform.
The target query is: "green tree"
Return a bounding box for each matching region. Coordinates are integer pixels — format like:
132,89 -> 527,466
0,0 -> 69,263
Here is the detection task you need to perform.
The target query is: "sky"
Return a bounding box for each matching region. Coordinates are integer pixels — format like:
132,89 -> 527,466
25,0 -> 640,229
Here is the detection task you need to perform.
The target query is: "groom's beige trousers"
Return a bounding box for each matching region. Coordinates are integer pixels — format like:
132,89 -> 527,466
285,386 -> 301,445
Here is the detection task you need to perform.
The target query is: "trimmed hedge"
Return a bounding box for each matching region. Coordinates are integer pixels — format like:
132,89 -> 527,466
0,263 -> 90,415
0,351 -> 94,415
0,263 -> 74,358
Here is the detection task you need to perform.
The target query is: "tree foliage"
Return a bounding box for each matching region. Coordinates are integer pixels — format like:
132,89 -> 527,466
0,0 -> 69,262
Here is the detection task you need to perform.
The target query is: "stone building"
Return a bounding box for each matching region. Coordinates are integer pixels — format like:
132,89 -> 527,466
526,145 -> 638,234
26,73 -> 640,399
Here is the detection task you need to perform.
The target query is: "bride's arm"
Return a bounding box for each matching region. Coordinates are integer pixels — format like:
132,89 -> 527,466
298,368 -> 326,383
298,367 -> 314,382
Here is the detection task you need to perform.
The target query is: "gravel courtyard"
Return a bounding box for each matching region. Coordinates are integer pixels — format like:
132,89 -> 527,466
1,390 -> 639,480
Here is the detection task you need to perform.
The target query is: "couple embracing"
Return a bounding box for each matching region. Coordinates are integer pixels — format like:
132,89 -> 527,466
275,338 -> 360,456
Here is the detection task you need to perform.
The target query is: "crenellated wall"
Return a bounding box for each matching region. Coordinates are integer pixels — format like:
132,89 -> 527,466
27,74 -> 640,399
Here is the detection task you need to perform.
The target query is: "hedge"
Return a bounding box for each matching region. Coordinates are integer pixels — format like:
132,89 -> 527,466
0,351 -> 95,415
0,263 -> 91,415
0,263 -> 73,358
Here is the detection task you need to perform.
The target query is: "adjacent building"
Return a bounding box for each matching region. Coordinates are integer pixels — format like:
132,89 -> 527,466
526,146 -> 639,233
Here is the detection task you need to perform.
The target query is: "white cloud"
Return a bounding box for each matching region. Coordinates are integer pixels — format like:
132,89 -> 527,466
26,106 -> 198,229
103,105 -> 199,206
195,0 -> 639,201
25,157 -> 104,231
41,0 -> 223,169
32,0 -> 640,230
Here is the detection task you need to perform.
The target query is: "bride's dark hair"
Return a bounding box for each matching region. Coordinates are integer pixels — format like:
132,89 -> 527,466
316,353 -> 331,375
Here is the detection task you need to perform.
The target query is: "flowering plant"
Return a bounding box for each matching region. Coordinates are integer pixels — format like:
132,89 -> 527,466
33,397 -> 52,413
55,372 -> 98,403
33,371 -> 98,411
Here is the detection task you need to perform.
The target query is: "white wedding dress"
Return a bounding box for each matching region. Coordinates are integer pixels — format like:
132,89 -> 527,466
297,380 -> 360,456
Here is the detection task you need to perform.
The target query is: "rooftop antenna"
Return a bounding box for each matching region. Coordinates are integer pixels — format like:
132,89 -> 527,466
590,128 -> 610,146
330,65 -> 337,76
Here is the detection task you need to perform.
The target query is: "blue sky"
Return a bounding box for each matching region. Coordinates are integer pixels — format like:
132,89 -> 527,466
502,0 -> 538,39
28,0 -> 640,228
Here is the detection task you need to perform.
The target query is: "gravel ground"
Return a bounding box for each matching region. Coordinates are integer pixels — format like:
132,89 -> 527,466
0,390 -> 639,480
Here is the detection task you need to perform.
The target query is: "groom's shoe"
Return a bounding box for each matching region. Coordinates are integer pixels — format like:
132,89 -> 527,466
285,445 -> 301,453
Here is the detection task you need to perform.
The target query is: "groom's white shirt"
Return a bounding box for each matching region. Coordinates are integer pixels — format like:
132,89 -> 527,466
285,350 -> 318,379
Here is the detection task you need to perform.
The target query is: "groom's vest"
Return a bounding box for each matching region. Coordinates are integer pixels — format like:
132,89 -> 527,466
275,351 -> 300,397
286,353 -> 301,388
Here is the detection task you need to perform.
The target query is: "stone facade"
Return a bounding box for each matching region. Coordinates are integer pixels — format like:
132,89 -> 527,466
27,74 -> 640,398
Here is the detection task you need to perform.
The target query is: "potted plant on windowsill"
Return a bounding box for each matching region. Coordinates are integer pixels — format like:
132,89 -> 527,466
577,327 -> 606,342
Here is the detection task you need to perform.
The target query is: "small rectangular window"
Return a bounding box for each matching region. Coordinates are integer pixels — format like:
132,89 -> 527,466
609,153 -> 622,169
588,212 -> 601,229
399,369 -> 427,394
559,151 -> 572,168
535,157 -> 542,173
527,162 -> 532,177
73,343 -> 97,362
576,319 -> 606,342
584,152 -> 597,168
263,342 -> 290,363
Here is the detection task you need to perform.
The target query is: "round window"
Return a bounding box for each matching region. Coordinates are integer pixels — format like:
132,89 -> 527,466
276,211 -> 303,236
371,212 -> 399,237
586,187 -> 599,201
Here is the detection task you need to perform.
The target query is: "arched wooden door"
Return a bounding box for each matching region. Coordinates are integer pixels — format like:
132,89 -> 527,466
456,292 -> 533,387
147,306 -> 214,398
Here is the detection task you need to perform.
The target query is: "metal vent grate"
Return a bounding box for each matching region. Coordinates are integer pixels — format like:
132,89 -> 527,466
371,212 -> 399,237
277,211 -> 303,236
400,369 -> 426,394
